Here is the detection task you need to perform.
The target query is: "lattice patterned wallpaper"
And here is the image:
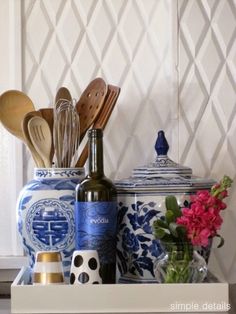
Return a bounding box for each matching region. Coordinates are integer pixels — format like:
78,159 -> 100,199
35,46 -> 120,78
178,0 -> 236,282
22,0 -> 177,181
22,0 -> 236,281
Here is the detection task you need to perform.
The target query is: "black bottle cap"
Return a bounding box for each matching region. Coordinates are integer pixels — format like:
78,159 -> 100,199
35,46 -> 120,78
88,128 -> 103,138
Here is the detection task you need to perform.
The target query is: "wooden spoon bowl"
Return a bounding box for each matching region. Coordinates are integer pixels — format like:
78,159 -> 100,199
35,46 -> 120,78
0,90 -> 34,141
28,116 -> 52,168
22,111 -> 44,167
55,87 -> 72,106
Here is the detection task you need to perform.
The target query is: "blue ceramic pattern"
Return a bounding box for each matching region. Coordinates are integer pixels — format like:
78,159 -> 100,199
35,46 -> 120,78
17,168 -> 84,281
25,198 -> 74,250
116,130 -> 215,283
36,168 -> 83,178
117,200 -> 163,282
116,196 -> 212,283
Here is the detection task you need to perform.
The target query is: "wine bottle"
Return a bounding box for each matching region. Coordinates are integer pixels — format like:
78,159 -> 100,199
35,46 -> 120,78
75,129 -> 117,283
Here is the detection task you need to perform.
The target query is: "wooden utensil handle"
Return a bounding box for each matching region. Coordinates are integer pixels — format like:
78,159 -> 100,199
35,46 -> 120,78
76,143 -> 89,167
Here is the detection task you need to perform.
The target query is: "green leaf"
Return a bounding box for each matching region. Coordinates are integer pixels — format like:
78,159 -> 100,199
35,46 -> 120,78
169,223 -> 186,239
153,227 -> 168,239
169,222 -> 179,237
176,225 -> 187,237
215,234 -> 224,248
165,210 -> 175,224
165,195 -> 179,211
153,219 -> 168,229
161,234 -> 173,242
165,195 -> 182,218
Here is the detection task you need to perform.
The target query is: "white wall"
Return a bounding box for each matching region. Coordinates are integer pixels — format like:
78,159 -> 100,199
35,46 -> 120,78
0,0 -> 23,255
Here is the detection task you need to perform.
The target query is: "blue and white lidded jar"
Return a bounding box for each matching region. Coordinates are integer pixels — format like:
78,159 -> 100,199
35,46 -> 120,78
115,130 -> 215,283
17,167 -> 84,279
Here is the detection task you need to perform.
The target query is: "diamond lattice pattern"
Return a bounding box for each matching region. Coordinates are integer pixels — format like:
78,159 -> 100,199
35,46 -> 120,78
22,0 -> 175,180
179,0 -> 236,282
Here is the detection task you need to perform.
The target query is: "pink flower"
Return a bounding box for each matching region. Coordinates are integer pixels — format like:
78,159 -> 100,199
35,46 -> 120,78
220,190 -> 228,199
177,195 -> 225,247
191,229 -> 211,247
155,176 -> 232,249
215,198 -> 227,210
190,190 -> 210,204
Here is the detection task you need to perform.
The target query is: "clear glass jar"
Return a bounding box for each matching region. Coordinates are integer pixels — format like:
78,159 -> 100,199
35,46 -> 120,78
154,241 -> 207,283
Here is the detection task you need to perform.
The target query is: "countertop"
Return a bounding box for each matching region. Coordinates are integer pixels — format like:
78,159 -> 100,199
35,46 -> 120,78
1,284 -> 235,314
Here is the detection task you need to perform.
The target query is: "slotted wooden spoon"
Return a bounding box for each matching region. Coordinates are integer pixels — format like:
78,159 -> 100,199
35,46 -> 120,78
28,116 -> 52,168
75,85 -> 120,167
76,78 -> 107,143
22,111 -> 45,167
0,90 -> 34,142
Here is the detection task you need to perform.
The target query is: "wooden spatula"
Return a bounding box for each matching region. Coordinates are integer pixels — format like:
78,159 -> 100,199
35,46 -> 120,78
76,78 -> 107,143
75,85 -> 120,167
22,111 -> 45,167
28,116 -> 52,168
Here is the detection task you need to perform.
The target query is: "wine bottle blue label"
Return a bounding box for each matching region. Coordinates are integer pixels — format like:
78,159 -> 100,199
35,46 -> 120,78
75,201 -> 117,264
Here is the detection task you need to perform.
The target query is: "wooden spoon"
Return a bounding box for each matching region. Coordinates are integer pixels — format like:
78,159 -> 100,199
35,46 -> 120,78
0,90 -> 34,141
38,108 -> 54,163
55,87 -> 72,108
22,111 -> 45,167
28,116 -> 52,168
39,108 -> 54,134
75,85 -> 120,167
76,78 -> 107,143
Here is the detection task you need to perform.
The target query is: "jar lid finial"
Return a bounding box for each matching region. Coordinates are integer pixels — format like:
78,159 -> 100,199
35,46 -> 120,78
155,130 -> 169,156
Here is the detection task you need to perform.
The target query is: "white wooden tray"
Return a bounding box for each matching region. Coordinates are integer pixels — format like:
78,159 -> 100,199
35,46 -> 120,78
11,267 -> 229,313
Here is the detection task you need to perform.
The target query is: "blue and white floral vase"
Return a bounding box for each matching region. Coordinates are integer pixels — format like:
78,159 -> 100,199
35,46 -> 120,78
115,130 -> 215,283
17,167 -> 84,280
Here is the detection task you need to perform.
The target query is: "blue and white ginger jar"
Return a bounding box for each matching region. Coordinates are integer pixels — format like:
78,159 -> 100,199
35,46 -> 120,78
115,130 -> 215,283
17,167 -> 84,279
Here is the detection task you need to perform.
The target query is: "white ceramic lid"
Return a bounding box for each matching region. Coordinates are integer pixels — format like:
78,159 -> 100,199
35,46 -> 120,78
115,130 -> 216,192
